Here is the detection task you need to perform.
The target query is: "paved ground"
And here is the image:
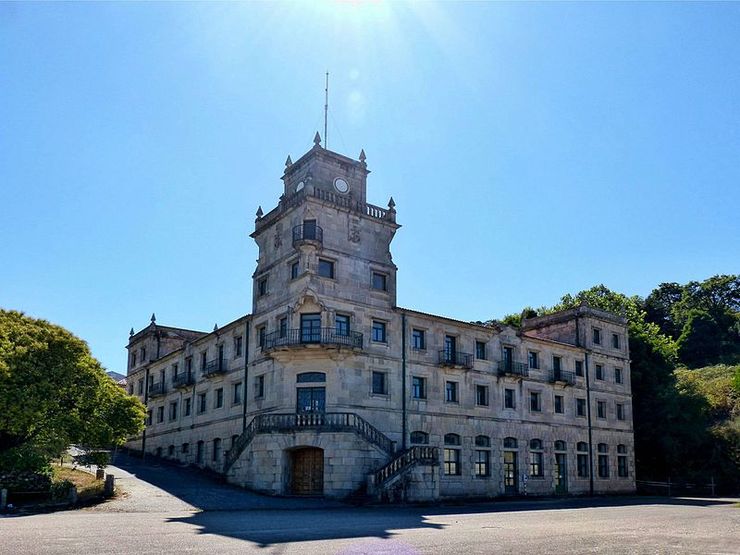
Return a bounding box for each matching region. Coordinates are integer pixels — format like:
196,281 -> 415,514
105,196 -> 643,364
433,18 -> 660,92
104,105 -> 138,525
2,453 -> 739,554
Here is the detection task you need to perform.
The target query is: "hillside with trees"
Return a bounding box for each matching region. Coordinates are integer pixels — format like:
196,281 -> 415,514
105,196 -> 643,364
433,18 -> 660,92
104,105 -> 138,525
499,275 -> 740,493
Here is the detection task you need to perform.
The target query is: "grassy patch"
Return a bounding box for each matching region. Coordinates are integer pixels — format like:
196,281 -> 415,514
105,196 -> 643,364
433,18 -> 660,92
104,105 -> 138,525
52,467 -> 104,500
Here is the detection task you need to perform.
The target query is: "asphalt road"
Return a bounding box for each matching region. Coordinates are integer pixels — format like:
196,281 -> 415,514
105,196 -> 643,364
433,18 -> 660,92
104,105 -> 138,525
2,454 -> 738,554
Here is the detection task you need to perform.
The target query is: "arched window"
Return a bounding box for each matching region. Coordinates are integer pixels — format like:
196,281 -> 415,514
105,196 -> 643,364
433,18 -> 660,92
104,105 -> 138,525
182,442 -> 190,454
617,444 -> 627,454
410,431 -> 429,445
576,441 -> 589,478
529,438 -> 544,477
597,443 -> 609,478
554,440 -> 567,452
504,437 -> 518,449
475,435 -> 491,447
167,445 -> 175,457
297,372 -> 326,383
617,445 -> 629,478
444,433 -> 461,446
212,438 -> 222,462
598,443 -> 609,453
577,441 -> 588,452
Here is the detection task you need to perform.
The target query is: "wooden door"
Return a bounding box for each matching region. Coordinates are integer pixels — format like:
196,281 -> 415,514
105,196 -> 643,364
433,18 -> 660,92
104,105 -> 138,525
555,453 -> 568,494
504,451 -> 518,494
291,448 -> 324,495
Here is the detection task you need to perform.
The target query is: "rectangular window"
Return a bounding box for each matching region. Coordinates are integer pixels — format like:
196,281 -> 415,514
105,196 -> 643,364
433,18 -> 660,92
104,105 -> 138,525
172,363 -> 179,379
598,455 -> 609,478
212,438 -> 222,462
128,384 -> 134,395
131,353 -> 137,368
141,347 -> 146,361
475,450 -> 490,477
443,448 -> 461,476
185,357 -> 193,377
475,341 -> 487,360
257,326 -> 266,349
137,378 -> 144,395
371,371 -> 387,395
169,401 -> 178,421
530,391 -> 541,412
233,382 -> 242,405
553,356 -> 562,372
576,398 -> 586,417
618,455 -> 628,477
198,393 -> 207,414
530,451 -> 544,477
528,351 -> 539,369
593,328 -> 601,345
612,333 -> 620,349
201,351 -> 207,371
318,258 -> 335,279
616,403 -> 625,421
475,385 -> 489,406
412,329 -> 425,350
258,277 -> 268,297
291,261 -> 299,280
146,410 -> 152,426
254,375 -> 265,399
335,314 -> 350,336
554,395 -> 564,414
615,367 -> 623,384
215,388 -> 224,408
596,364 -> 604,380
577,454 -> 589,478
371,272 -> 388,291
445,381 -> 458,403
597,400 -> 606,419
412,376 -> 426,399
184,397 -> 191,417
234,336 -> 243,357
504,388 -> 516,409
157,406 -> 164,423
575,360 -> 584,377
280,317 -> 287,338
372,321 -> 387,343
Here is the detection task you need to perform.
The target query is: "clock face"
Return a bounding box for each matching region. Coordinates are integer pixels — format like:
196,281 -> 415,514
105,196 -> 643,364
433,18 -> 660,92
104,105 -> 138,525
295,181 -> 304,192
334,177 -> 349,194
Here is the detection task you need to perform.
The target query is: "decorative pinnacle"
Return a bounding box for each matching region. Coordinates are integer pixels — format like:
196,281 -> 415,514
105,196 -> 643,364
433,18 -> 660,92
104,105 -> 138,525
359,149 -> 366,163
129,327 -> 134,337
256,206 -> 263,218
150,313 -> 156,324
388,197 -> 396,209
213,323 -> 219,332
313,131 -> 322,146
285,155 -> 292,167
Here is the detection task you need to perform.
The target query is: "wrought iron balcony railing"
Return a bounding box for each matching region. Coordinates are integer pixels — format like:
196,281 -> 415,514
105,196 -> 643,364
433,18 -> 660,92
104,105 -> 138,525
263,327 -> 363,351
172,373 -> 195,388
292,223 -> 323,246
497,360 -> 529,377
148,382 -> 165,397
549,369 -> 576,385
438,350 -> 474,369
203,359 -> 228,377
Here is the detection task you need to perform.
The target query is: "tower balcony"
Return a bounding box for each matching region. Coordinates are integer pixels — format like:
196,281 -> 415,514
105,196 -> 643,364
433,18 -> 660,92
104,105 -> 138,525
548,369 -> 576,386
292,223 -> 323,247
264,328 -> 363,351
148,382 -> 165,398
438,350 -> 474,369
497,360 -> 529,378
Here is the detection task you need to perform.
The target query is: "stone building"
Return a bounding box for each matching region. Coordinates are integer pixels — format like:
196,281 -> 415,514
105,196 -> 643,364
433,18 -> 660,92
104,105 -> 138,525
125,135 -> 635,501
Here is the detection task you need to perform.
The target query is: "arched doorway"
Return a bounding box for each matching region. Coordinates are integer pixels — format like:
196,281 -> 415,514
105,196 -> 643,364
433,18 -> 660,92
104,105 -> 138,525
290,447 -> 324,495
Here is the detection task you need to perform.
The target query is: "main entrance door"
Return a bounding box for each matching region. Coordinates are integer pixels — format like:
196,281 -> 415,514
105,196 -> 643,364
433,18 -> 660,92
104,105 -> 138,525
504,451 -> 518,494
290,447 -> 324,495
554,453 -> 568,494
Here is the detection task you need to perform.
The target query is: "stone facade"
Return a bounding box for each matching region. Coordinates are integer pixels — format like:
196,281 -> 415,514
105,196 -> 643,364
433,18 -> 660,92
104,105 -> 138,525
125,137 -> 636,501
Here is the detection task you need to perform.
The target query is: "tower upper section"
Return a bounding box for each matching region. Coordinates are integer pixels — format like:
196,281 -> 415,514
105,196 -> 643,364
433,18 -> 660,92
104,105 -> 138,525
250,135 -> 400,316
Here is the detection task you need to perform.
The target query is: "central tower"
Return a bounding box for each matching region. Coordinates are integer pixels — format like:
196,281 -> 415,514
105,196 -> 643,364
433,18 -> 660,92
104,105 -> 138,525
250,133 -> 400,329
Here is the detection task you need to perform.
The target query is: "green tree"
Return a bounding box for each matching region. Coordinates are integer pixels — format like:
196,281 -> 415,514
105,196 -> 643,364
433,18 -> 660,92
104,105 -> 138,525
644,282 -> 684,338
0,310 -> 145,471
677,310 -> 724,368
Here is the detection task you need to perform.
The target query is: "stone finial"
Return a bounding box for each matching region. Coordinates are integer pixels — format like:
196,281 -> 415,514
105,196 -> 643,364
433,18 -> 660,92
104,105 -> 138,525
150,313 -> 156,324
313,131 -> 322,147
285,155 -> 292,168
388,196 -> 395,209
256,206 -> 264,219
213,323 -> 219,333
359,149 -> 366,162
129,327 -> 134,337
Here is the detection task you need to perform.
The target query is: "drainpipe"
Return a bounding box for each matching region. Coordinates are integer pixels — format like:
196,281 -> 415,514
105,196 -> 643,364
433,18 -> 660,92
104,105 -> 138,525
242,319 -> 251,431
401,312 -> 407,451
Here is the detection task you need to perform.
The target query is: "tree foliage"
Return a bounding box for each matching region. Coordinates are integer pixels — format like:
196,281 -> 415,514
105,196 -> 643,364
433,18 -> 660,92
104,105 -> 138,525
0,310 -> 145,471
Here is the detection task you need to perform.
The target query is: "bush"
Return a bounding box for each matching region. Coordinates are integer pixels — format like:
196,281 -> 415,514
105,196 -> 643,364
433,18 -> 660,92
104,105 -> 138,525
49,479 -> 74,500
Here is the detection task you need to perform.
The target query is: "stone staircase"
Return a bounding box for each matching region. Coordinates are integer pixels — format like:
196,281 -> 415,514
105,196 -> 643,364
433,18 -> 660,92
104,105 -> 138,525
369,445 -> 439,500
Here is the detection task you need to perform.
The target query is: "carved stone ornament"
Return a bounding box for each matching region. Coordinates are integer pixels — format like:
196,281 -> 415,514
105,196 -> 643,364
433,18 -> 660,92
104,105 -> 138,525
274,232 -> 282,249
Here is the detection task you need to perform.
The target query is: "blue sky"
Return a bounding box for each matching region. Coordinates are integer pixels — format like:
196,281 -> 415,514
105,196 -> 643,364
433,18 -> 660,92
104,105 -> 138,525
2,2 -> 739,373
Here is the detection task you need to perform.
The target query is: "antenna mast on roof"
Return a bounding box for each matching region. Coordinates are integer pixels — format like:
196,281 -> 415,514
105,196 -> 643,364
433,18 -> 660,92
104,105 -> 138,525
324,71 -> 329,149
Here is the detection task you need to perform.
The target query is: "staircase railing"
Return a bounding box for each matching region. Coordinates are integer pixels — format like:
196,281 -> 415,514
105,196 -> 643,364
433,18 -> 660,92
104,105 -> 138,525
223,412 -> 396,474
374,446 -> 439,488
